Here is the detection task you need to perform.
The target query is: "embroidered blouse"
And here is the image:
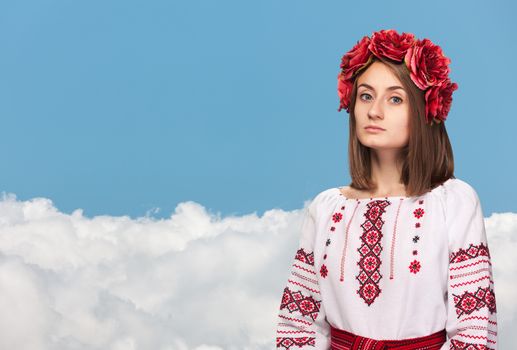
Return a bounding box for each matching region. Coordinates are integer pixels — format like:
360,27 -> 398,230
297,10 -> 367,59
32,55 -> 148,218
275,178 -> 498,349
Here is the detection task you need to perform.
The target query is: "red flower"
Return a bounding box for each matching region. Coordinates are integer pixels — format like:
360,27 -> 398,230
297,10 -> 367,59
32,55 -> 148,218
369,29 -> 416,62
425,78 -> 459,124
339,36 -> 372,81
320,264 -> 328,278
405,38 -> 451,90
332,212 -> 343,223
337,75 -> 354,112
337,36 -> 372,113
409,260 -> 421,274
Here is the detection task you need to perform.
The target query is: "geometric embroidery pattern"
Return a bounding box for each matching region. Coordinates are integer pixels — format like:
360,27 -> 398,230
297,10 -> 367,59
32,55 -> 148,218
355,199 -> 391,306
450,242 -> 491,264
295,248 -> 315,266
450,339 -> 494,350
453,286 -> 497,318
280,286 -> 321,322
276,336 -> 316,349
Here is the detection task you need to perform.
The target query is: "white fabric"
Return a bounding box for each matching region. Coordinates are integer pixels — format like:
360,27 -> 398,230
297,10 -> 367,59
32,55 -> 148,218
275,178 -> 498,349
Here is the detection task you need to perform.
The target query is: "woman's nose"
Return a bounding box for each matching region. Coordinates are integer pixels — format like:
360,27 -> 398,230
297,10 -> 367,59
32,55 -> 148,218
367,98 -> 384,119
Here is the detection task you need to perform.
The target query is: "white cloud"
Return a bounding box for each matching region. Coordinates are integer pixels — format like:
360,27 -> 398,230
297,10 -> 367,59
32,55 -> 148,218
0,192 -> 514,349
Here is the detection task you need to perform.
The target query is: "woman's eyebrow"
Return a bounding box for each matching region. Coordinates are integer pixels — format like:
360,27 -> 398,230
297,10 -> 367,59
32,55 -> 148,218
358,83 -> 405,92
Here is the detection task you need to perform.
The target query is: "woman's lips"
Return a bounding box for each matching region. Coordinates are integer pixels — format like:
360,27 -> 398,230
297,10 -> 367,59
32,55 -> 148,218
365,126 -> 385,132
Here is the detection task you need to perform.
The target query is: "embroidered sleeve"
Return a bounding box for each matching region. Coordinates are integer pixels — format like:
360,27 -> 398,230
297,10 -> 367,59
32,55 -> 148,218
442,182 -> 498,349
275,199 -> 331,349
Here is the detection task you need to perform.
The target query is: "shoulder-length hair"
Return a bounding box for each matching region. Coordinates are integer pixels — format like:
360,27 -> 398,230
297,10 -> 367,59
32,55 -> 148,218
347,56 -> 455,196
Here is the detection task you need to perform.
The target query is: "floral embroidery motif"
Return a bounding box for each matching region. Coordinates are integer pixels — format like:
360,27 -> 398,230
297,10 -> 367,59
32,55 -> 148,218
332,212 -> 343,223
280,286 -> 321,321
330,226 -> 336,232
449,242 -> 491,263
295,248 -> 314,266
413,207 -> 425,218
356,199 -> 391,306
276,337 -> 316,349
320,264 -> 328,278
409,260 -> 421,274
453,286 -> 497,318
415,222 -> 421,228
412,235 -> 420,243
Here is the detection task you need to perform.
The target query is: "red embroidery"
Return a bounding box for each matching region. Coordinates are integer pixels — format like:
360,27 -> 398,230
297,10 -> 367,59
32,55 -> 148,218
356,200 -> 390,306
412,250 -> 418,255
409,260 -> 421,274
277,337 -> 316,349
295,248 -> 315,266
280,287 -> 321,321
450,339 -> 493,350
320,264 -> 328,278
415,222 -> 421,228
419,199 -> 424,205
453,286 -> 497,318
332,212 -> 343,223
450,243 -> 491,263
413,207 -> 425,218
323,254 -> 327,260
330,226 -> 336,232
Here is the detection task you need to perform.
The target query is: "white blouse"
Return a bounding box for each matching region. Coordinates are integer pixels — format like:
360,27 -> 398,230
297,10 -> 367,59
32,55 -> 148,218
275,178 -> 498,349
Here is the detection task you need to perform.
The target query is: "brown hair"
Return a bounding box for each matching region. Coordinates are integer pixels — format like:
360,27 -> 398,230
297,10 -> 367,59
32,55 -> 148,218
347,56 -> 455,196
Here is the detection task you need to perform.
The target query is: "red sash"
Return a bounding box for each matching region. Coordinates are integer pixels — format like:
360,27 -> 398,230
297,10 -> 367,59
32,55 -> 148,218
330,325 -> 446,350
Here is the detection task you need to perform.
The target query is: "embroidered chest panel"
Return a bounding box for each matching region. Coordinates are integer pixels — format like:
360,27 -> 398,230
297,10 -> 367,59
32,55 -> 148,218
355,199 -> 390,305
320,195 -> 427,306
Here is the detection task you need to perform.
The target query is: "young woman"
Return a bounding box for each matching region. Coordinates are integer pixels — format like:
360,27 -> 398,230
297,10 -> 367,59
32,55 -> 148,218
275,29 -> 498,350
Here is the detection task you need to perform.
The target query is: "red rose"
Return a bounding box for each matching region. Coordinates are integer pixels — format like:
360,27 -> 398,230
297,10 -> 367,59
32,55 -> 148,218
425,79 -> 459,123
405,38 -> 451,90
339,36 -> 372,81
337,75 -> 353,112
369,29 -> 416,61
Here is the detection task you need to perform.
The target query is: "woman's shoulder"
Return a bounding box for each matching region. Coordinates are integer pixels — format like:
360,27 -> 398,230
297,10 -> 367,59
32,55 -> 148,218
305,186 -> 341,217
440,177 -> 481,206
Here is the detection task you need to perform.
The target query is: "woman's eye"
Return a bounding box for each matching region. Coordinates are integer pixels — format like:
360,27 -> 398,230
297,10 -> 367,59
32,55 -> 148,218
359,93 -> 372,101
391,96 -> 403,104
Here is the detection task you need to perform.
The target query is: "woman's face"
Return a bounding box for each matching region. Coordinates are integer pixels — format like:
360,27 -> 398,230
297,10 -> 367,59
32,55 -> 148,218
354,61 -> 410,151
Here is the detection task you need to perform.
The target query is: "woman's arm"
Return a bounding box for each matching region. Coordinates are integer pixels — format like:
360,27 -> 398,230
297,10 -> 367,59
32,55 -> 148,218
275,199 -> 331,349
441,181 -> 498,349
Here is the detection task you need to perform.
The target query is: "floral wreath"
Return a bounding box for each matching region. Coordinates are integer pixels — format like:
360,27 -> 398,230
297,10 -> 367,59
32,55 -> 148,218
337,29 -> 458,125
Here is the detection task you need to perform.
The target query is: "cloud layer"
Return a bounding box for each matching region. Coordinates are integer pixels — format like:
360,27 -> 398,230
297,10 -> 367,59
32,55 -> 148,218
0,192 -> 514,349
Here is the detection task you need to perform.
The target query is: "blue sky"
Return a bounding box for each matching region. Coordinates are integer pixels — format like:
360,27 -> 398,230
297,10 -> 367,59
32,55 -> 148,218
1,1 -> 516,219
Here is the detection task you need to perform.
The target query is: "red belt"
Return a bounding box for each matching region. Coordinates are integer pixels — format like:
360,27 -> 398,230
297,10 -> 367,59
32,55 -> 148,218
330,325 -> 446,350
